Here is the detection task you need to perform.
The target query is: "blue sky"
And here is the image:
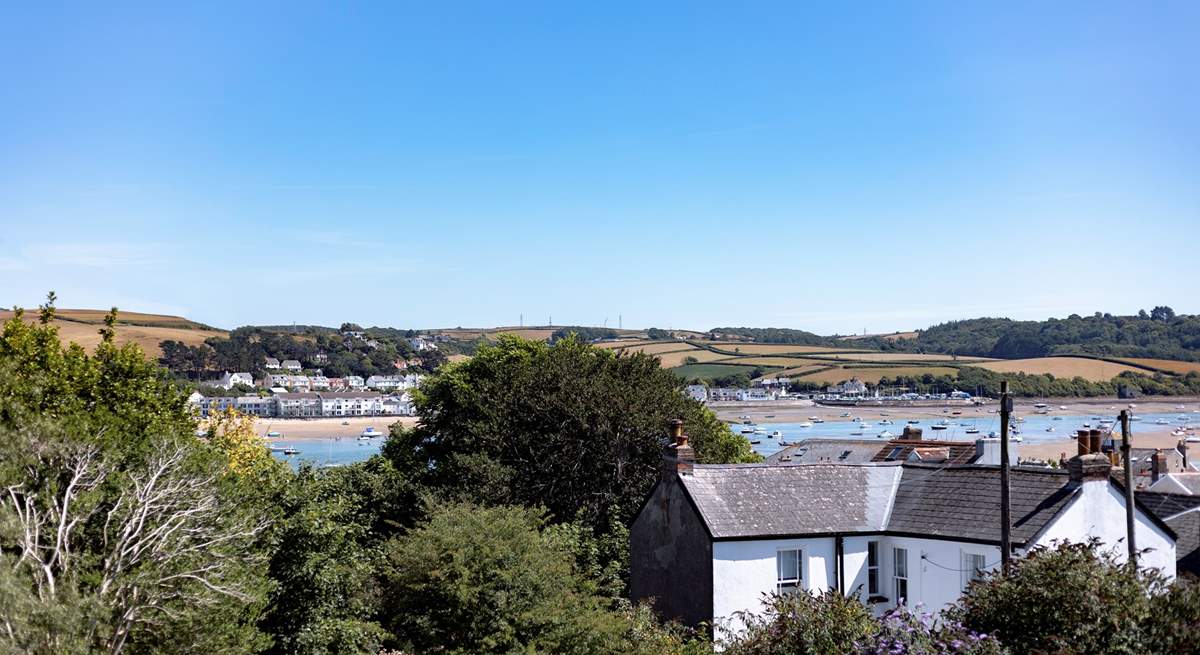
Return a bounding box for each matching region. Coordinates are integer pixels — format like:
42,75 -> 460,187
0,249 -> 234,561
2,2 -> 1197,334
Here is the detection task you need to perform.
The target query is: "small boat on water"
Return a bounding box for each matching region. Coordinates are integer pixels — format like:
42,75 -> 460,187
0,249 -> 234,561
749,439 -> 762,445
341,420 -> 350,425
930,424 -> 949,431
877,430 -> 894,439
1155,418 -> 1170,425
1052,416 -> 1063,421
1046,426 -> 1055,432
840,412 -> 852,417
765,414 -> 776,419
740,427 -> 755,434
282,447 -> 300,455
770,430 -> 783,439
850,430 -> 864,436
359,427 -> 383,439
797,422 -> 814,428
878,419 -> 892,425
739,415 -> 751,421
267,431 -> 281,438
965,428 -> 980,434
813,418 -> 825,424
907,420 -> 920,424
754,426 -> 767,433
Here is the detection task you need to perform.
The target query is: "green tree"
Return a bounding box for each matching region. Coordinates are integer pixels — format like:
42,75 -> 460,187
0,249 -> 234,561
721,590 -> 878,655
379,502 -> 701,655
386,335 -> 758,532
0,296 -> 274,654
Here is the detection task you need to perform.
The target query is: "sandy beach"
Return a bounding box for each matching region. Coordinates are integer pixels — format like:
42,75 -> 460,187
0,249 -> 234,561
253,415 -> 418,440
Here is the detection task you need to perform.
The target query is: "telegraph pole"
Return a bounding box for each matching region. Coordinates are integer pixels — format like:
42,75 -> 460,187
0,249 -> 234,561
1120,409 -> 1137,565
999,380 -> 1012,570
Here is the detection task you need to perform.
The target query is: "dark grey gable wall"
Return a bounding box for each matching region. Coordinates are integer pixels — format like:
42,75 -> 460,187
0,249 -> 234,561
629,476 -> 713,628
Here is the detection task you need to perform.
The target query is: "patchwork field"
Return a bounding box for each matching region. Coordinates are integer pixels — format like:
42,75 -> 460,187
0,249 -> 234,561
795,366 -> 959,385
671,362 -> 783,379
704,343 -> 851,355
723,355 -> 829,367
1113,358 -> 1200,375
758,364 -> 831,379
656,349 -> 730,367
613,342 -> 699,355
0,309 -> 226,357
975,357 -> 1146,382
807,352 -> 993,363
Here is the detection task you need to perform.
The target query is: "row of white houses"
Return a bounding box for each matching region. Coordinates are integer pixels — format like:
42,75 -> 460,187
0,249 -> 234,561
188,390 -> 415,418
207,371 -> 423,393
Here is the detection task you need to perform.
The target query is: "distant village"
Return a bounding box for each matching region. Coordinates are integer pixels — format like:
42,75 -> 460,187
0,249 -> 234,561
685,377 -> 976,404
185,331 -> 441,419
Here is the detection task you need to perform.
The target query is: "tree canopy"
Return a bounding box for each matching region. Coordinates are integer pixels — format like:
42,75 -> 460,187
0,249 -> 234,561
387,335 -> 759,531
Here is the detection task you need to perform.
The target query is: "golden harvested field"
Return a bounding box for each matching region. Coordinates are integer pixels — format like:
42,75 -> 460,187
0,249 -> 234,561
976,357 -> 1146,382
724,355 -> 828,366
703,343 -> 851,355
0,311 -> 226,357
758,364 -> 829,379
808,352 -> 993,363
595,340 -> 654,349
615,342 -> 698,355
1113,358 -> 1200,375
796,366 -> 959,384
657,349 -> 731,367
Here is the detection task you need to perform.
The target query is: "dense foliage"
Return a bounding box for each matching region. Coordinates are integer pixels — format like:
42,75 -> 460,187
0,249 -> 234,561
160,324 -> 437,381
552,326 -> 620,342
857,308 -> 1200,361
389,335 -> 760,532
0,299 -> 280,654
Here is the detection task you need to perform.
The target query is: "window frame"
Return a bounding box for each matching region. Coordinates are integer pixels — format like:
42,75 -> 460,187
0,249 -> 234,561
961,550 -> 987,589
776,548 -> 803,595
893,547 -> 909,605
867,541 -> 880,596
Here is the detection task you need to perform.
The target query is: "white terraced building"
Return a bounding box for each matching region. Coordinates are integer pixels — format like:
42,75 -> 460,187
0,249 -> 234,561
631,426 -> 1177,640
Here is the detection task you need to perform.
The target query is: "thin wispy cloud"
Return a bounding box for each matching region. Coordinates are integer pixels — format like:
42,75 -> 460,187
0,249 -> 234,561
17,243 -> 167,269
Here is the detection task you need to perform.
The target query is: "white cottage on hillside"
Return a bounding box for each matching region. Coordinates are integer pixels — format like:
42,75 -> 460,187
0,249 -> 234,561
630,424 -> 1177,639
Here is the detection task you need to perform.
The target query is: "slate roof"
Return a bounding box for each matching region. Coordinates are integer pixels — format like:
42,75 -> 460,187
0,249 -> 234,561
764,439 -> 882,466
886,464 -> 1077,546
873,439 -> 978,465
679,464 -> 901,539
677,461 -> 1179,546
1139,491 -> 1200,520
1140,491 -> 1200,575
1165,512 -> 1200,575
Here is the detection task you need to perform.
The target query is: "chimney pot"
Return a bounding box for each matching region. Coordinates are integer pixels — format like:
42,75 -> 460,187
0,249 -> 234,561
1077,430 -> 1091,457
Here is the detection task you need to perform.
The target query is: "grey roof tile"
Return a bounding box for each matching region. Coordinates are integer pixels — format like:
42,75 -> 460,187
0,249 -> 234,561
679,464 -> 901,539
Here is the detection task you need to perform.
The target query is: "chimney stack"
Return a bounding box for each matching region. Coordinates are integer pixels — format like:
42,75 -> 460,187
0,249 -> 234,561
1151,448 -> 1166,484
902,426 -> 923,441
1180,439 -> 1189,471
662,418 -> 695,479
1068,452 -> 1112,484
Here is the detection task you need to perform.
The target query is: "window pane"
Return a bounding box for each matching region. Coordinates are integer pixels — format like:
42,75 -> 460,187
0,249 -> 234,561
894,548 -> 907,577
778,550 -> 799,581
868,542 -> 878,566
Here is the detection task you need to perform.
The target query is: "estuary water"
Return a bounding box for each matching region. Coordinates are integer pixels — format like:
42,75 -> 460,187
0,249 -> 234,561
268,410 -> 1199,467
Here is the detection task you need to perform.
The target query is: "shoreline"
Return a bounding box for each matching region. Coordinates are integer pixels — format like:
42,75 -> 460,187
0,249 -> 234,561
254,415 -> 418,440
